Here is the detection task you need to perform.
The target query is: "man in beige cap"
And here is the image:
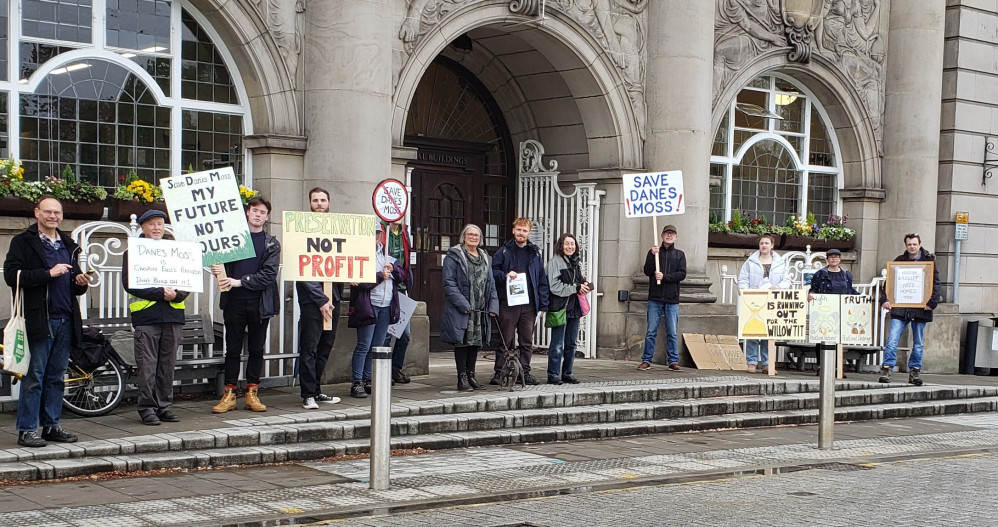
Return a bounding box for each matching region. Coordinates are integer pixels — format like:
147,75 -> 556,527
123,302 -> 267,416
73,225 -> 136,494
639,224 -> 686,371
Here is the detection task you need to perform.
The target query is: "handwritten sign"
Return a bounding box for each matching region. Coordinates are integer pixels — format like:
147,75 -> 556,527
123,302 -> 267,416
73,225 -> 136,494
737,289 -> 808,340
388,293 -> 418,338
281,211 -> 378,283
622,170 -> 685,218
126,237 -> 204,293
808,294 -> 840,344
840,294 -> 874,346
372,179 -> 409,223
886,261 -> 934,308
161,167 -> 253,266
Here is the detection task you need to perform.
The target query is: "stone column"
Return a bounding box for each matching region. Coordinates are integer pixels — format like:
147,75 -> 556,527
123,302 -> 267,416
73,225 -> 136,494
877,2 -> 945,258
303,1 -> 393,214
643,0 -> 715,301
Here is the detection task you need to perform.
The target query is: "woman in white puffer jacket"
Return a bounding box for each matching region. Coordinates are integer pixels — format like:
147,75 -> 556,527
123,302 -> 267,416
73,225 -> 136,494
737,234 -> 791,372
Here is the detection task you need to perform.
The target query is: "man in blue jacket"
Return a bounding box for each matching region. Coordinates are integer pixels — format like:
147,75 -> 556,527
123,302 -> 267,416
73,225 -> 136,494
296,188 -> 342,409
490,218 -> 550,386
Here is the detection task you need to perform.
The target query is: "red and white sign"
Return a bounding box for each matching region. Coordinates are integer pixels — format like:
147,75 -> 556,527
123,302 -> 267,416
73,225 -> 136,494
372,178 -> 409,223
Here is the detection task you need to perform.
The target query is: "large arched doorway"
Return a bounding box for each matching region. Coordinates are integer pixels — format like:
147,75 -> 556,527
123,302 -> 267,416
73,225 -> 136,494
404,57 -> 515,333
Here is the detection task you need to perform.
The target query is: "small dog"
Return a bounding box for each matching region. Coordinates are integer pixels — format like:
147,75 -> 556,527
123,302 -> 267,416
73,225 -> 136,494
499,346 -> 525,391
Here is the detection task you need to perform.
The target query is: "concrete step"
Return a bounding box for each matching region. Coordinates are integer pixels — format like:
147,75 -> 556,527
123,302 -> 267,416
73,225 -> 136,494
3,394 -> 997,481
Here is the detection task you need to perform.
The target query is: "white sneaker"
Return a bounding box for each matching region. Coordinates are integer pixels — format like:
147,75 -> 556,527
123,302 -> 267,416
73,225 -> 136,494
302,397 -> 319,410
315,394 -> 341,404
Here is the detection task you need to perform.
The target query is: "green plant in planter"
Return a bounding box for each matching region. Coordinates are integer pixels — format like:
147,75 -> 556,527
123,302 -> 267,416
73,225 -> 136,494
708,211 -> 730,233
816,214 -> 855,241
51,165 -> 108,203
114,170 -> 163,203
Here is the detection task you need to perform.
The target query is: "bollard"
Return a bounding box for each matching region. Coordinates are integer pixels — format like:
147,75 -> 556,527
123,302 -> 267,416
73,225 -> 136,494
818,345 -> 836,449
369,346 -> 392,490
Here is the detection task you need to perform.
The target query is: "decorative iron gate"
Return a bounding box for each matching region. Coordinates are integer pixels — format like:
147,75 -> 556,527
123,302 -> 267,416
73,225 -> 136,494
517,140 -> 603,358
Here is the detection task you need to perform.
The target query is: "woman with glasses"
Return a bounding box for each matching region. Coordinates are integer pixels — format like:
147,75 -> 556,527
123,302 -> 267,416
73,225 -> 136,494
440,224 -> 499,392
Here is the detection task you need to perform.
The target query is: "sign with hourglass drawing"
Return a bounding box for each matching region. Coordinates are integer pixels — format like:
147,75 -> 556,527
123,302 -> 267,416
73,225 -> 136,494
737,289 -> 808,340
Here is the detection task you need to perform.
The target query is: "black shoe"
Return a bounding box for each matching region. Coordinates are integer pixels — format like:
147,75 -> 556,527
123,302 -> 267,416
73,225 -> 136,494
17,430 -> 46,448
547,377 -> 563,385
523,373 -> 540,386
393,370 -> 411,384
141,413 -> 162,426
457,373 -> 473,392
351,382 -> 368,399
878,366 -> 891,384
562,375 -> 580,384
909,367 -> 924,386
364,380 -> 372,395
489,373 -> 501,385
41,426 -> 78,443
467,372 -> 485,390
157,410 -> 180,423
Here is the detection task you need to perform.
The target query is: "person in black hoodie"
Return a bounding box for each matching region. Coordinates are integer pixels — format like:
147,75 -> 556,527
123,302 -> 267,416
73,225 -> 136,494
122,209 -> 190,426
4,196 -> 90,448
877,233 -> 940,386
639,224 -> 686,371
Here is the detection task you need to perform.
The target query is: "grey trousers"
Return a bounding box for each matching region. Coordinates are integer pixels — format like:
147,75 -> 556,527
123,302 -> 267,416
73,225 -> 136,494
134,324 -> 182,417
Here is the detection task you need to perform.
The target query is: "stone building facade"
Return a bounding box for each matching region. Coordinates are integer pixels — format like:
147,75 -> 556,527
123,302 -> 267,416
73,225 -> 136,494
1,1 -> 995,375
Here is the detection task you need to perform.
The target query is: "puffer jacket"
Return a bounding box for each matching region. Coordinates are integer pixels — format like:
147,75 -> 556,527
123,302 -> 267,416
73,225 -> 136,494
737,250 -> 791,290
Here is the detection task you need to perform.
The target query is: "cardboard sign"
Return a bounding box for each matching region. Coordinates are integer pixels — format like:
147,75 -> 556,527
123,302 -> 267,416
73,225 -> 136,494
886,261 -> 934,308
282,211 -> 378,283
161,167 -> 254,266
737,289 -> 808,340
388,293 -> 418,338
622,170 -> 685,218
126,237 -> 204,293
683,333 -> 747,371
807,294 -> 840,344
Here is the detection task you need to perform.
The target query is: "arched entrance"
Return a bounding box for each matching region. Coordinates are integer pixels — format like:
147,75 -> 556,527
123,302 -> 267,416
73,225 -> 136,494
404,57 -> 515,333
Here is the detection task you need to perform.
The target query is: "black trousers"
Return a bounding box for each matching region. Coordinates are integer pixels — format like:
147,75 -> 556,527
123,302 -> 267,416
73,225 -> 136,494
454,345 -> 480,375
223,301 -> 270,385
298,305 -> 340,398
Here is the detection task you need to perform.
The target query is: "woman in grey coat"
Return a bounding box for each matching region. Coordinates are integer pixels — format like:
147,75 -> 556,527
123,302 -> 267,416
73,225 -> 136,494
440,224 -> 499,392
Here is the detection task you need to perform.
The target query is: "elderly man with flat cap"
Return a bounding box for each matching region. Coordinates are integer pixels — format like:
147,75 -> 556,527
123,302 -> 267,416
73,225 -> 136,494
639,223 -> 686,372
122,209 -> 190,426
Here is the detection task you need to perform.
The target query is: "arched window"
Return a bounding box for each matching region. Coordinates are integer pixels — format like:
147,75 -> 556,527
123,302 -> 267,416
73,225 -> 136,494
6,1 -> 249,187
710,75 -> 841,225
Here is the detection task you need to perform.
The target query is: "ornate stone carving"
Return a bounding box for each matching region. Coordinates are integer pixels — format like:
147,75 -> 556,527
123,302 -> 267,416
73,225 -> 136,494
520,139 -> 558,173
248,0 -> 306,85
713,0 -> 886,143
399,0 -> 648,139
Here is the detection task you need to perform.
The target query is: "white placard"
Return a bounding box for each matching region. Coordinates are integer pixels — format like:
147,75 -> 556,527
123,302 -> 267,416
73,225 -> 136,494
506,274 -> 529,307
127,237 -> 204,293
622,170 -> 685,218
893,267 -> 925,305
808,294 -> 840,344
388,293 -> 418,338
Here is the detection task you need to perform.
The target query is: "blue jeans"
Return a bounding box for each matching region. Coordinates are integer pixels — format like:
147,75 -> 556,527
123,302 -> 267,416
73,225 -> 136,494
352,305 -> 392,382
17,318 -> 71,432
547,317 -> 580,380
743,340 -> 768,366
383,321 -> 410,373
882,318 -> 926,370
643,301 -> 679,365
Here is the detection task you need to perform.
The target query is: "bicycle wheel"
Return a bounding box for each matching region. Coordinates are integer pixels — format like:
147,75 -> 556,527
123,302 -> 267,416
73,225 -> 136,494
63,357 -> 125,417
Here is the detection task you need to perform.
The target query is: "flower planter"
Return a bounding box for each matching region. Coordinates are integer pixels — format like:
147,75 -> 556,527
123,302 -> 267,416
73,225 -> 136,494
779,234 -> 855,252
61,200 -> 105,220
108,199 -> 168,222
810,238 -> 855,252
707,232 -> 762,248
0,196 -> 37,217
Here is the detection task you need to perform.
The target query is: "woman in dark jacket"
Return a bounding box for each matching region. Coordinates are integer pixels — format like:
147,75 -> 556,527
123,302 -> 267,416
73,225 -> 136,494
544,233 -> 591,385
807,248 -> 858,299
347,225 -> 401,399
440,224 -> 499,392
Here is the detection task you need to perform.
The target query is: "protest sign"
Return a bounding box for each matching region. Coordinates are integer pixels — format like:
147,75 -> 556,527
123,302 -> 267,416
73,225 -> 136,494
737,289 -> 807,340
161,167 -> 254,266
622,170 -> 685,218
126,237 -> 204,293
388,293 -> 418,339
282,211 -> 378,283
372,179 -> 408,223
808,294 -> 840,344
506,274 -> 529,307
840,294 -> 874,347
886,261 -> 934,308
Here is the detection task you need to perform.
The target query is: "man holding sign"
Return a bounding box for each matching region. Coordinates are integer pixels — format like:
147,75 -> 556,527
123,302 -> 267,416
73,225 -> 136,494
877,234 -> 940,386
121,209 -> 191,425
640,224 -> 686,371
210,197 -> 281,413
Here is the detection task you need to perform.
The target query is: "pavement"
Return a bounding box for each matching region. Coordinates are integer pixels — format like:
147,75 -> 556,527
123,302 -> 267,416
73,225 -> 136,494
0,354 -> 997,526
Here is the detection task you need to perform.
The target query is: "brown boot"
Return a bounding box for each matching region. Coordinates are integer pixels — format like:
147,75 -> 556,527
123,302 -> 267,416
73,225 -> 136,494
212,387 -> 237,414
244,385 -> 267,412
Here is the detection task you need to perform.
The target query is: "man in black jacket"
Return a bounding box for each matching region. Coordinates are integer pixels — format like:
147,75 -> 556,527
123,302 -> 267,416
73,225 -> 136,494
122,209 -> 189,426
4,196 -> 90,448
296,188 -> 342,409
640,224 -> 686,371
210,196 -> 281,413
878,233 -> 940,386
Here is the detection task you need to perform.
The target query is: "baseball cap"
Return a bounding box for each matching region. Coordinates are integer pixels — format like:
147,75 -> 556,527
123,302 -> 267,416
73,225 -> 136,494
662,224 -> 678,234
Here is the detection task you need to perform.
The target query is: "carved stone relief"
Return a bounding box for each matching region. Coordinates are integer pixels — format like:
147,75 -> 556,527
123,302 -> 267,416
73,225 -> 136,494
398,0 -> 648,139
248,0 -> 306,85
714,0 -> 886,143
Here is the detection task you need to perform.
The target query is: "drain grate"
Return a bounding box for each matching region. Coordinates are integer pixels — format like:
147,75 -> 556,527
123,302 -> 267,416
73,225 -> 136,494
810,462 -> 874,472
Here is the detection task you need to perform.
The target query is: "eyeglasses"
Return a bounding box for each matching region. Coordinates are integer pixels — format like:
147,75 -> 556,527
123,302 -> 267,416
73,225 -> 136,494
465,233 -> 480,238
